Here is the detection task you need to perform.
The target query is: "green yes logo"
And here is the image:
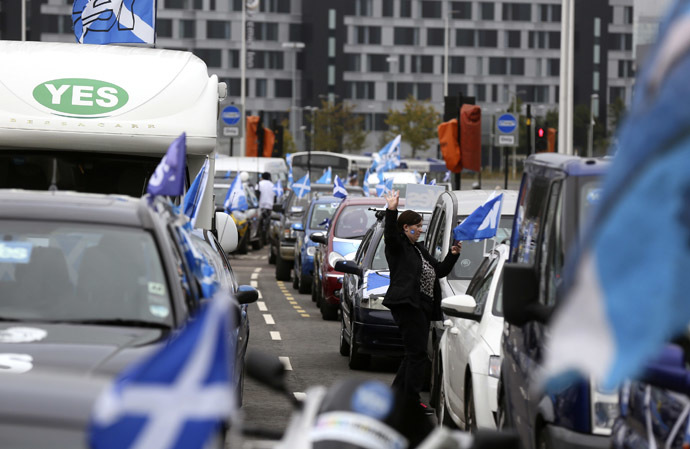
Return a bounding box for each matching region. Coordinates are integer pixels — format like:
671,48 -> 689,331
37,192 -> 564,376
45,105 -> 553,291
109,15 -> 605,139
32,78 -> 129,117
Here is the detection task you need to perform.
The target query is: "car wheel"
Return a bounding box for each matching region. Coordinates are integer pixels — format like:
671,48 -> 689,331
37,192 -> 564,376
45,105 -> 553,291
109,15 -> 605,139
320,299 -> 338,321
237,233 -> 249,255
311,275 -> 318,302
496,381 -> 512,430
537,425 -> 552,449
251,236 -> 262,250
429,352 -> 442,410
315,281 -> 323,307
339,314 -> 350,356
275,253 -> 291,281
236,365 -> 245,408
437,368 -> 458,429
268,244 -> 276,264
298,274 -> 311,294
465,379 -> 477,432
348,321 -> 370,370
292,268 -> 299,289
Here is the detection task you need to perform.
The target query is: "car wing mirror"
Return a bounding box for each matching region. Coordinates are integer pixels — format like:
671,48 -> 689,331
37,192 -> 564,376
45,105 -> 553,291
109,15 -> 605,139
291,223 -> 304,232
441,294 -> 480,321
236,285 -> 259,305
215,211 -> 239,252
310,232 -> 327,245
503,262 -> 550,326
334,260 -> 362,277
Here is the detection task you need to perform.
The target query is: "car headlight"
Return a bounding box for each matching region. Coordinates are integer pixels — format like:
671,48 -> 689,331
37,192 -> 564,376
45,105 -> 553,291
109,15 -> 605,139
590,379 -> 619,435
488,355 -> 501,378
360,294 -> 388,310
328,251 -> 344,268
307,246 -> 316,256
283,227 -> 297,240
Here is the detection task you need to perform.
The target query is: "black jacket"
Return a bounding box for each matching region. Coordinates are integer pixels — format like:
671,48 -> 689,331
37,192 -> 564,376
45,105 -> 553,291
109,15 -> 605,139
382,208 -> 459,320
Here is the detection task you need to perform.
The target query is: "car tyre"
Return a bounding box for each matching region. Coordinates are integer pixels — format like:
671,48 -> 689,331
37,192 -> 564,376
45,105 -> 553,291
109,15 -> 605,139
537,425 -> 552,449
275,253 -> 291,281
437,367 -> 458,429
268,244 -> 276,264
320,299 -> 338,321
251,236 -> 262,250
465,378 -> 477,432
339,314 -> 350,356
292,268 -> 299,289
496,382 -> 512,430
430,352 -> 442,410
298,274 -> 311,294
348,321 -> 370,370
237,233 -> 249,255
311,275 -> 318,303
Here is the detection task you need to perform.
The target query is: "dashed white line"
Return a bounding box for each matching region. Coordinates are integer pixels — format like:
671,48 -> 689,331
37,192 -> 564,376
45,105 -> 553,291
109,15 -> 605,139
263,314 -> 275,325
250,280 -> 258,288
257,301 -> 267,311
257,290 -> 263,299
279,356 -> 293,371
251,273 -> 259,280
293,392 -> 306,400
254,268 -> 262,273
270,331 -> 281,340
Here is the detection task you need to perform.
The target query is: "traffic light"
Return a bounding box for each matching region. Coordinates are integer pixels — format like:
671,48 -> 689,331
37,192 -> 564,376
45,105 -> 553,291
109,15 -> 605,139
535,126 -> 547,152
547,128 -> 557,152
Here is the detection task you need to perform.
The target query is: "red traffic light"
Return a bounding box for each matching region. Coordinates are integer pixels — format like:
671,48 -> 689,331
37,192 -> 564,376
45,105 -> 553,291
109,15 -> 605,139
537,128 -> 545,138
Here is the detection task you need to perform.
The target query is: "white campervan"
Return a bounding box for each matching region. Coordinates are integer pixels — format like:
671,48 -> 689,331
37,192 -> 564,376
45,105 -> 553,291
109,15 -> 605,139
0,41 -> 222,229
214,155 -> 288,186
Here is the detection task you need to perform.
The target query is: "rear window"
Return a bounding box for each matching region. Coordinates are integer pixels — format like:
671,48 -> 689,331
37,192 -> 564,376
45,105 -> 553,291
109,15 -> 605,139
448,217 -> 512,281
309,202 -> 340,229
334,205 -> 379,239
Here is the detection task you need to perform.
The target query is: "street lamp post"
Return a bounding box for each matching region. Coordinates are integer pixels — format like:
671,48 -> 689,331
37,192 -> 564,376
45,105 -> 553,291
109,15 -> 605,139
282,41 -> 305,149
303,106 -> 319,177
587,93 -> 599,157
443,8 -> 462,97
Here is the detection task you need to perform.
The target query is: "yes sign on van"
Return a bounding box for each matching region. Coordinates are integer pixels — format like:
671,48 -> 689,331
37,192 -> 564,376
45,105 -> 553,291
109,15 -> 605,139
33,78 -> 129,117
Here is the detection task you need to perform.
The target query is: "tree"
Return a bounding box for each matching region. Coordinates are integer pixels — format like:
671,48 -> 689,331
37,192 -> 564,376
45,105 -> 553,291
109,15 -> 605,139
384,96 -> 440,157
308,100 -> 368,152
608,96 -> 627,133
280,118 -> 298,154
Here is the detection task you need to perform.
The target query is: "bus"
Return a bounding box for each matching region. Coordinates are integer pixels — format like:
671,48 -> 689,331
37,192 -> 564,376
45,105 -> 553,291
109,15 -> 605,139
290,151 -> 372,185
0,41 -> 221,229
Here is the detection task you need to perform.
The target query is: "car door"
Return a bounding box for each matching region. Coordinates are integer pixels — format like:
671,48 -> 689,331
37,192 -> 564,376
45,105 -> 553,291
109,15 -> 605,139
342,228 -> 373,331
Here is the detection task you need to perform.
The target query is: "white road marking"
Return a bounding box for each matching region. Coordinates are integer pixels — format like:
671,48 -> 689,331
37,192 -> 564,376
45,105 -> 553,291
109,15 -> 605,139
279,356 -> 293,371
250,280 -> 258,288
257,290 -> 263,299
294,392 -> 306,401
254,268 -> 262,273
263,314 -> 275,325
251,273 -> 259,280
257,301 -> 267,311
270,331 -> 281,340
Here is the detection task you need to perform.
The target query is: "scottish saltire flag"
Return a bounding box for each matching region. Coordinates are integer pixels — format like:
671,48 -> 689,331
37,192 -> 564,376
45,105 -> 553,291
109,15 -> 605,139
318,218 -> 331,228
371,135 -> 401,173
223,171 -> 231,179
178,226 -> 220,299
364,271 -> 390,297
287,168 -> 294,188
543,0 -> 690,390
443,170 -> 451,182
362,169 -> 371,197
333,175 -> 348,199
273,179 -> 284,199
429,179 -> 437,186
182,160 -> 209,228
293,173 -> 311,199
376,177 -> 394,197
316,167 -> 332,184
89,290 -> 235,449
72,0 -> 155,44
453,192 -> 503,241
147,133 -> 186,197
223,173 -> 248,213
419,174 -> 427,185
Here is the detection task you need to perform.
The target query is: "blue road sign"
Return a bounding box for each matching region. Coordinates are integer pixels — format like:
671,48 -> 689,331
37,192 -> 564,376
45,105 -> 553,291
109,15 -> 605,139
497,113 -> 518,134
221,105 -> 241,126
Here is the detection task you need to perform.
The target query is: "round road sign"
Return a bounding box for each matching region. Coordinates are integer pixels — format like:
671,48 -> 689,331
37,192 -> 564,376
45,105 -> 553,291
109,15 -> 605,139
497,113 -> 518,134
221,105 -> 241,126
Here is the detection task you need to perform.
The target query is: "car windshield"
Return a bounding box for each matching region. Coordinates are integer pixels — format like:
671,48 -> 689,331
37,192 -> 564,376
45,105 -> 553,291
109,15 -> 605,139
334,205 -> 379,239
448,217 -> 513,281
309,202 -> 340,229
0,221 -> 173,326
371,234 -> 388,271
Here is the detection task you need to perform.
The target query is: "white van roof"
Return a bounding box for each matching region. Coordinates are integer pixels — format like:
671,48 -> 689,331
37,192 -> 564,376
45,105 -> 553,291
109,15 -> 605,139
214,156 -> 288,174
0,41 -> 218,155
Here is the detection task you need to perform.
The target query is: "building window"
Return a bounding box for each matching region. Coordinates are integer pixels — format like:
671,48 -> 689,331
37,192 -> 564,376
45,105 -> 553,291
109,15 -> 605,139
540,4 -> 560,22
193,49 -> 221,68
255,79 -> 267,97
329,37 -> 336,57
355,0 -> 373,16
421,1 -> 442,18
356,26 -> 381,45
207,20 -> 230,39
480,2 -> 494,20
548,58 -> 559,76
427,28 -> 445,46
222,78 -> 241,96
410,55 -> 434,73
509,57 -> 524,75
400,0 -> 412,18
456,29 -> 474,47
289,23 -> 302,41
329,9 -> 336,29
476,56 -> 483,75
157,19 -> 173,38
382,0 -> 394,17
478,30 -> 497,47
356,81 -> 375,99
475,84 -> 486,102
548,32 -> 560,49
593,44 -> 600,64
506,30 -> 520,48
502,3 -> 531,21
193,0 -> 203,10
368,54 -> 389,72
394,27 -> 419,46
452,2 -> 472,19
232,0 -> 242,11
618,60 -> 634,78
229,50 -> 240,68
489,57 -> 507,75
255,22 -> 279,41
517,85 -> 549,103
594,17 -> 601,38
610,33 -> 632,51
623,6 -> 633,24
328,65 -> 336,85
180,20 -> 196,38
397,55 -> 405,72
417,83 -> 431,100
593,71 -> 600,91
260,0 -> 291,13
166,0 -> 187,9
346,54 -> 361,72
610,86 -> 625,102
275,79 -> 292,98
450,56 -> 465,74
252,51 -> 284,69
448,83 -> 468,97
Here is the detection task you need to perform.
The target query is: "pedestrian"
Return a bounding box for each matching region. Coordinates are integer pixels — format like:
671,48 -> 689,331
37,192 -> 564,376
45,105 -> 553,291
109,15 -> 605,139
382,189 -> 461,415
256,172 -> 275,237
347,170 -> 358,186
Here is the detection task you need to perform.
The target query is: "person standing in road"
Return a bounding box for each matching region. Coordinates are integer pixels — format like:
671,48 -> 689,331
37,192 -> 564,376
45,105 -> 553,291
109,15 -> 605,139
383,189 -> 462,414
256,172 -> 275,239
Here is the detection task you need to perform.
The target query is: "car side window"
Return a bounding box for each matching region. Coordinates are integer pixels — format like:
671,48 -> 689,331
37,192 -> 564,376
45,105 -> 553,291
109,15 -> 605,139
470,261 -> 497,315
371,234 -> 389,271
425,203 -> 443,252
431,210 -> 447,261
540,181 -> 564,307
355,229 -> 373,264
512,174 -> 550,265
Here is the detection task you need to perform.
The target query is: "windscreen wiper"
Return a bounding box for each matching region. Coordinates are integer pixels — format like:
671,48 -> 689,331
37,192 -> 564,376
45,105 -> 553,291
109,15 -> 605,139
54,319 -> 171,329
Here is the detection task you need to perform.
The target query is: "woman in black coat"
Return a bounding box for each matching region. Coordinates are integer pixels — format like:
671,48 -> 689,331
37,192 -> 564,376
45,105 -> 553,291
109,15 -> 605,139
382,190 -> 462,413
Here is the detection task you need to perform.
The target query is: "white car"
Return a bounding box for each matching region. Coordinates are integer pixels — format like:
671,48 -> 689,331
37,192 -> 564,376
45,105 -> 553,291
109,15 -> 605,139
436,244 -> 509,430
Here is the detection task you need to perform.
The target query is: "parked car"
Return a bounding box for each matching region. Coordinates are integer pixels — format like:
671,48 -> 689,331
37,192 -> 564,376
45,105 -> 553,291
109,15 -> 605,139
500,153 -> 615,449
214,172 -> 262,254
291,196 -> 341,294
425,190 -> 517,403
434,244 -> 509,430
311,197 -> 384,320
272,184 -> 363,281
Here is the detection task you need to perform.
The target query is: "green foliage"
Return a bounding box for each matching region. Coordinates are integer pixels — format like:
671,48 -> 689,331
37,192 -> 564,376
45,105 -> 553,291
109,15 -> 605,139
308,100 -> 368,152
280,118 -> 298,155
608,97 -> 627,133
384,96 -> 440,157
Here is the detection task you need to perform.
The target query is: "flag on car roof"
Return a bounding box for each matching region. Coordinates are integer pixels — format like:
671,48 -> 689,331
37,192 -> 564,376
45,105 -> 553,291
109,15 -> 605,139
371,135 -> 401,173
177,225 -> 220,299
419,174 -> 426,185
376,177 -> 394,197
89,290 -> 235,449
146,133 -> 186,197
316,167 -> 332,184
362,169 -> 371,197
542,0 -> 690,390
452,192 -> 503,241
333,175 -> 348,199
182,159 -> 209,228
224,172 -> 248,213
72,0 -> 155,44
292,173 -> 311,199
443,170 -> 451,182
273,179 -> 284,199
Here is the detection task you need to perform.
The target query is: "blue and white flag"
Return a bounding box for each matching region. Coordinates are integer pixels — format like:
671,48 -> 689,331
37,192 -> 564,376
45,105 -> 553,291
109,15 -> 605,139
429,179 -> 436,186
273,179 -> 284,199
376,177 -> 394,197
371,135 -> 401,173
72,0 -> 155,45
419,174 -> 427,185
542,0 -> 690,390
178,226 -> 220,299
316,167 -> 332,184
285,153 -> 293,169
452,192 -> 503,241
182,159 -> 209,228
362,169 -> 371,197
292,173 -> 311,199
224,173 -> 248,213
364,272 -> 390,297
147,133 -> 186,197
223,171 -> 231,179
443,170 -> 451,182
333,175 -> 348,199
89,290 -> 234,449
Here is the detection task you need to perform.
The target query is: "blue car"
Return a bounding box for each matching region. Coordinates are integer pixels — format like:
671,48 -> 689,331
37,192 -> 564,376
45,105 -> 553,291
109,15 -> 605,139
292,196 -> 342,294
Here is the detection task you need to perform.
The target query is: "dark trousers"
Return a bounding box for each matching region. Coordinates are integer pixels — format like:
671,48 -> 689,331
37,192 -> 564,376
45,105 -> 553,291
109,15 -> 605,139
390,300 -> 431,402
